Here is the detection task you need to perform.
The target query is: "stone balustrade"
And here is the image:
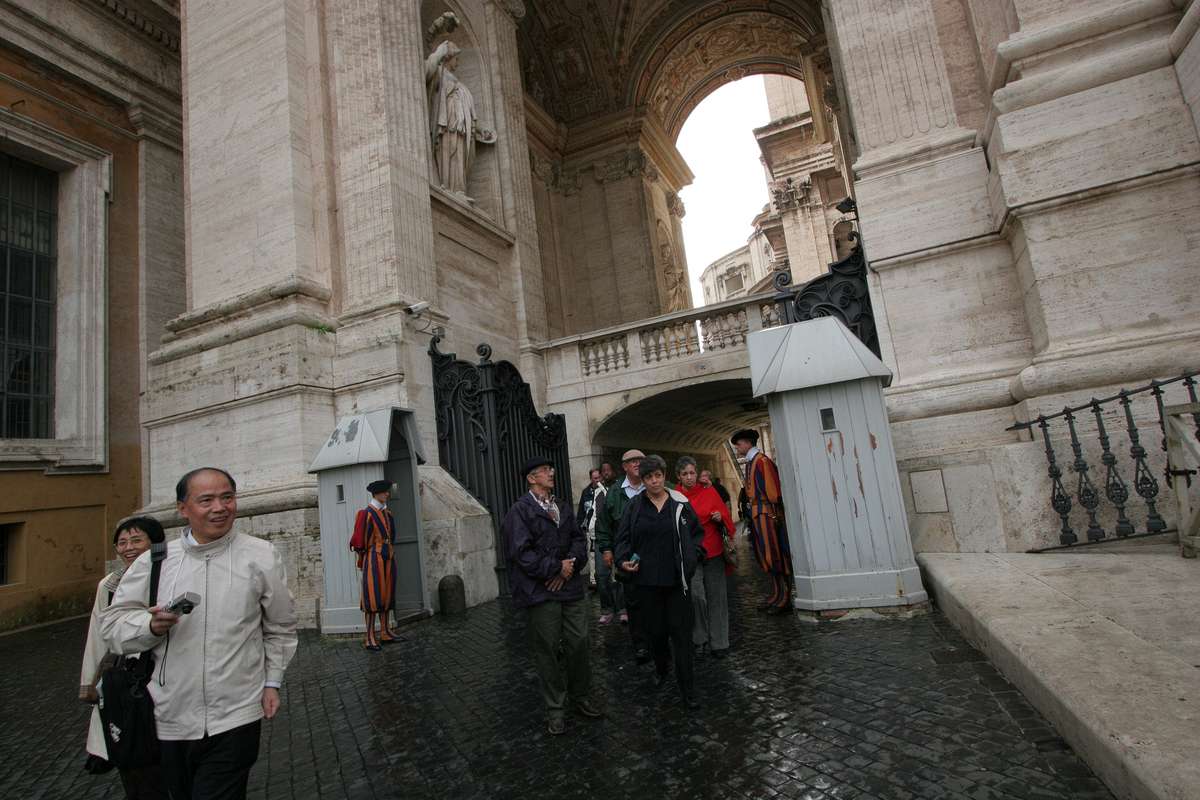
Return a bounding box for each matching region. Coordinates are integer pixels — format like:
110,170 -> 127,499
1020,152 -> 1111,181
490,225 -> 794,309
543,292 -> 779,398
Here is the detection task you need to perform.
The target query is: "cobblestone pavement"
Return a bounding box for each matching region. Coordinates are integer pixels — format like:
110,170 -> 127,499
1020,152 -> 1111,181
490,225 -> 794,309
2,549 -> 1114,800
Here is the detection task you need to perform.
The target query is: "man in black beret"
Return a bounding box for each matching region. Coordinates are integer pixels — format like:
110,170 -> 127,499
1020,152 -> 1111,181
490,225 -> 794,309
500,456 -> 600,734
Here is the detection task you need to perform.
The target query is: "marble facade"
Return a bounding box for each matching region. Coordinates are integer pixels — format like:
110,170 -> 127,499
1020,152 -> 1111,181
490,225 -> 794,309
2,0 -> 1193,626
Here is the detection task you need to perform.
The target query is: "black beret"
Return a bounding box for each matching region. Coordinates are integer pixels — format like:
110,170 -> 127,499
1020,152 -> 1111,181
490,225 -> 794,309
367,480 -> 392,495
730,429 -> 759,446
521,456 -> 554,480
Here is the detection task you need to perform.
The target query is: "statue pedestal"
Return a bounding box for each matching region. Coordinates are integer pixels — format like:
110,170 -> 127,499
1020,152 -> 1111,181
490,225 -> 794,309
748,317 -> 928,615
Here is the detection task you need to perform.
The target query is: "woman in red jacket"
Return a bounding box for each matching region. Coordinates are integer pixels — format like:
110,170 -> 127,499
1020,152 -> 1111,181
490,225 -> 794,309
675,456 -> 735,658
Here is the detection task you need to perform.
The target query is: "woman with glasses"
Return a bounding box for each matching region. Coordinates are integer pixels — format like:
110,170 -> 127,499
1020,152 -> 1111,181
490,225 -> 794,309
80,516 -> 167,798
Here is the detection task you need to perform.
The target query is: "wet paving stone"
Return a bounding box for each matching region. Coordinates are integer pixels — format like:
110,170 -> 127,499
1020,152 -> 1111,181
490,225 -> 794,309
0,553 -> 1114,800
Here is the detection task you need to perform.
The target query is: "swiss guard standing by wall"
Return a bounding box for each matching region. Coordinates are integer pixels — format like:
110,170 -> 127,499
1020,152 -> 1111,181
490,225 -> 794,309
732,429 -> 794,613
351,480 -> 399,651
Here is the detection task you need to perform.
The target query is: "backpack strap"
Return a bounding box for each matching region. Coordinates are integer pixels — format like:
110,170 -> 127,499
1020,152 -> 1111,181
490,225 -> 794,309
148,541 -> 167,607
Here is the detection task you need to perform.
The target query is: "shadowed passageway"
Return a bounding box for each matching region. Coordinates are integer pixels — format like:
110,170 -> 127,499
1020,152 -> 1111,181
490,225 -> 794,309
1,540 -> 1112,800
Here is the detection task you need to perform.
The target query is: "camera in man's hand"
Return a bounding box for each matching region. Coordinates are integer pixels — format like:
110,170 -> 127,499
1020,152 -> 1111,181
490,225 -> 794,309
162,592 -> 201,616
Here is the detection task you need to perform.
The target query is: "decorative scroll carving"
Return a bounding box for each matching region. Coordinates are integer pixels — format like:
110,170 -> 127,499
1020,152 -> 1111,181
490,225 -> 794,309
592,149 -> 657,184
773,231 -> 878,357
770,176 -> 811,211
666,191 -> 685,218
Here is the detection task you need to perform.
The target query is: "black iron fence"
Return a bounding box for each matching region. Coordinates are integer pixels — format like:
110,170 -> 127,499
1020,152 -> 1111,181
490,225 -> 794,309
1009,373 -> 1200,551
429,337 -> 572,594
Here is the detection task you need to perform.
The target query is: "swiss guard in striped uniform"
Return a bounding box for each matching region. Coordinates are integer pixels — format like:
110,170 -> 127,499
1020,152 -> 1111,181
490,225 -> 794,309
351,479 -> 398,650
732,429 -> 794,614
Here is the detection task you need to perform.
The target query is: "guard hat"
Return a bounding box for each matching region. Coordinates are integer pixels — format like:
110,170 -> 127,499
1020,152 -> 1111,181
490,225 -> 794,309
367,480 -> 392,495
730,429 -> 759,446
620,448 -> 645,462
521,456 -> 554,480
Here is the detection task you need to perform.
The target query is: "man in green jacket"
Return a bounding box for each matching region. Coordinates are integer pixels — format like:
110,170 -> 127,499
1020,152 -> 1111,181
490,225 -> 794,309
595,448 -> 649,663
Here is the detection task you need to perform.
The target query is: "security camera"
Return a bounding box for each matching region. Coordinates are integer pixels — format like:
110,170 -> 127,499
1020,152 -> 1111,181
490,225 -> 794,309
404,301 -> 430,316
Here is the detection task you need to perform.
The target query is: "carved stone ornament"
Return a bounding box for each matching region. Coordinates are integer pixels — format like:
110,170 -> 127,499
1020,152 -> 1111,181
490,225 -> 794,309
592,149 -> 656,184
528,149 -> 582,195
666,191 -> 686,218
487,0 -> 526,22
771,176 -> 810,211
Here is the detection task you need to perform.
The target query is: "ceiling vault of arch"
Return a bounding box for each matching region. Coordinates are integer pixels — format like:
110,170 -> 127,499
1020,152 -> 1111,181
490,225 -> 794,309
593,379 -> 769,453
519,0 -> 824,139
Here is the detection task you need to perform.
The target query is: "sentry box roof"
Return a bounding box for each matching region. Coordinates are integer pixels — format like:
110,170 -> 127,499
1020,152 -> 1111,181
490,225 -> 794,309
748,317 -> 892,398
308,407 -> 425,472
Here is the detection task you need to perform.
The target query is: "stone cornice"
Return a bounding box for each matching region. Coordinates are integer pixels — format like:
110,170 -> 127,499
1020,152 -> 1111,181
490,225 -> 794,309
0,1 -> 181,115
91,0 -> 180,53
128,100 -> 182,150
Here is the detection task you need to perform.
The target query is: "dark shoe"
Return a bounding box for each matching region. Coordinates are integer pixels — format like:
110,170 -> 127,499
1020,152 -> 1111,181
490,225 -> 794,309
635,648 -> 652,665
364,643 -> 382,652
683,695 -> 701,711
711,648 -> 728,659
765,604 -> 789,616
379,634 -> 403,644
572,699 -> 602,718
547,717 -> 565,735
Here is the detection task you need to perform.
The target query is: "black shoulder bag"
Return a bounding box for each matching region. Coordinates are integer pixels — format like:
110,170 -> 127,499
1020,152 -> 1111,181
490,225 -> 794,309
98,541 -> 166,768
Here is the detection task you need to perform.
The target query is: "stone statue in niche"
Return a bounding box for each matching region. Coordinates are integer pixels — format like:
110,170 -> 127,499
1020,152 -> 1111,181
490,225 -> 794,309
425,13 -> 495,200
657,226 -> 690,313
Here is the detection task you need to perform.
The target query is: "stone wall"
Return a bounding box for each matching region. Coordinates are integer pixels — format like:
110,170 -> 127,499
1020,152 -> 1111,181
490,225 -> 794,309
0,0 -> 182,631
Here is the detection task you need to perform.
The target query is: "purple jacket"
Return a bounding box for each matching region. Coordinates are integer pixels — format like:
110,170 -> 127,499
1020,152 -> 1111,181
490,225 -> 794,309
502,493 -> 587,609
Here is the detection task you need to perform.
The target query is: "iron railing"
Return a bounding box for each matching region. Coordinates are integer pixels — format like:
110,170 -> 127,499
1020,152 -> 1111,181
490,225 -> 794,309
429,337 -> 572,594
1009,372 -> 1200,552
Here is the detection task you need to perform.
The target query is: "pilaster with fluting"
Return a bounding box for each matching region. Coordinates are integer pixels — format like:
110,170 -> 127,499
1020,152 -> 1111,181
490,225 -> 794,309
485,0 -> 550,393
326,0 -> 437,314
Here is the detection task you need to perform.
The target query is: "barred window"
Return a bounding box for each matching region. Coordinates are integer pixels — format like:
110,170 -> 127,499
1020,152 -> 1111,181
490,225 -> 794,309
0,153 -> 57,439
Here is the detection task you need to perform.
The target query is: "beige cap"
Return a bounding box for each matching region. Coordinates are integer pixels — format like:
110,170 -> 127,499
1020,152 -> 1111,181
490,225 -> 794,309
620,448 -> 646,462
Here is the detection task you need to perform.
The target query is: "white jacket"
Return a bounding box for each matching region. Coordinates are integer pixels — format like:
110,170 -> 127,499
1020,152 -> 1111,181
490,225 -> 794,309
101,531 -> 298,741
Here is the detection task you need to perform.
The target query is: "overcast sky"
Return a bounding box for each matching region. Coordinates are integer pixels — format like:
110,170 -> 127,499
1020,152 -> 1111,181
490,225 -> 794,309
677,77 -> 773,306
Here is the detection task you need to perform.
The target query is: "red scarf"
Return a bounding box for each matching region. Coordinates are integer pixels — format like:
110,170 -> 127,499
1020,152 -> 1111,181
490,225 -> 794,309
677,482 -> 735,574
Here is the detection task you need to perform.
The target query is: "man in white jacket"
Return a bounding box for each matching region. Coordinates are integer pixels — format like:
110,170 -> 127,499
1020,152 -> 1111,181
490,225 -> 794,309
103,467 -> 298,800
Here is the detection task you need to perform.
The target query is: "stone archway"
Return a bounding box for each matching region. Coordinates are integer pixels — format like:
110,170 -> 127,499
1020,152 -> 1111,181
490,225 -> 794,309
590,377 -> 769,494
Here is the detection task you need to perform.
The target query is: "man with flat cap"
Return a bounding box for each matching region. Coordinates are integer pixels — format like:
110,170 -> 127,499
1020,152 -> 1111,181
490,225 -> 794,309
351,480 -> 399,650
501,456 -> 600,735
732,429 -> 794,613
595,448 -> 650,662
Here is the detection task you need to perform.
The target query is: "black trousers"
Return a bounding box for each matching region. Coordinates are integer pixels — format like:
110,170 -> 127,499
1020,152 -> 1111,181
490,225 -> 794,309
638,584 -> 694,700
119,764 -> 167,799
624,580 -> 647,654
159,720 -> 261,800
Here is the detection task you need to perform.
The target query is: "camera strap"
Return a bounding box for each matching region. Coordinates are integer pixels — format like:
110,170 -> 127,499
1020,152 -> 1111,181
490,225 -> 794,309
148,541 -> 167,607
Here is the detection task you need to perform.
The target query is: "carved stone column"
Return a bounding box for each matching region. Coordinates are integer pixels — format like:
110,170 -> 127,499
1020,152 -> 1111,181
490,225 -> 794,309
484,0 -> 550,398
326,0 -> 437,314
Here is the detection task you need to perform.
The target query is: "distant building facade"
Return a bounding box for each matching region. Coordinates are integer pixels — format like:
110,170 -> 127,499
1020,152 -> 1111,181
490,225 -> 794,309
700,74 -> 854,306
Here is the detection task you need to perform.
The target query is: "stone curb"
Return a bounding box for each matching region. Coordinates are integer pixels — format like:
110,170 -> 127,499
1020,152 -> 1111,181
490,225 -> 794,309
918,552 -> 1199,800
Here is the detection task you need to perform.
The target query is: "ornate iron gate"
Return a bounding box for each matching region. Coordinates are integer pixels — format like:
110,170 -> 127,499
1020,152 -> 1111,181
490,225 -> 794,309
771,219 -> 879,357
429,337 -> 572,594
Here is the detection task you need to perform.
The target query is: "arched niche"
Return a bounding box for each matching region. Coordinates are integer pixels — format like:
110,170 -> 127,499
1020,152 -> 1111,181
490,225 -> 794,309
420,0 -> 501,220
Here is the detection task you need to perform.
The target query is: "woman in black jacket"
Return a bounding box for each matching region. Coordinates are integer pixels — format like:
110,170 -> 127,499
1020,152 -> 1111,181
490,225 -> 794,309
614,454 -> 706,709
